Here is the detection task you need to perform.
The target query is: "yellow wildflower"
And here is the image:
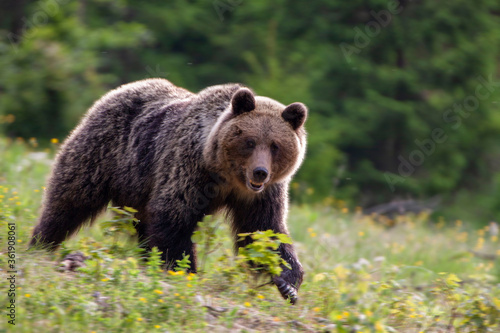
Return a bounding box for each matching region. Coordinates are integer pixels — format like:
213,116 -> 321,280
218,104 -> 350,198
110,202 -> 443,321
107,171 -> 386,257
313,273 -> 326,282
375,321 -> 385,332
475,237 -> 485,250
446,274 -> 461,287
333,265 -> 350,279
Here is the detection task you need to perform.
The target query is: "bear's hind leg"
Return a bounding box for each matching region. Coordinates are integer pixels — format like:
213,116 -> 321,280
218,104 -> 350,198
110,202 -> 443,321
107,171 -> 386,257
30,175 -> 110,250
30,206 -> 98,250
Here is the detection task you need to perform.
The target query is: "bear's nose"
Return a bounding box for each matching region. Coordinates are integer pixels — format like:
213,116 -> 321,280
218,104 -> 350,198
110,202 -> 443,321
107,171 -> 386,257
252,167 -> 269,183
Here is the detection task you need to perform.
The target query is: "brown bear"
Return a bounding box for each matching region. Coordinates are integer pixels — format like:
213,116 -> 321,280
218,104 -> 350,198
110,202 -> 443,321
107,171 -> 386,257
30,78 -> 307,303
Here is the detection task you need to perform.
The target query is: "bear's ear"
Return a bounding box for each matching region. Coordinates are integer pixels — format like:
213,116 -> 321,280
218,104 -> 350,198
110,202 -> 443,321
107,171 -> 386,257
231,88 -> 255,115
282,103 -> 307,130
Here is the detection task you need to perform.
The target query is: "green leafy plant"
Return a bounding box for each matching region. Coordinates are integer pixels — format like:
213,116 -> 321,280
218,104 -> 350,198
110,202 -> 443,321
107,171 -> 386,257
175,253 -> 192,272
236,230 -> 292,278
146,247 -> 164,289
101,206 -> 139,238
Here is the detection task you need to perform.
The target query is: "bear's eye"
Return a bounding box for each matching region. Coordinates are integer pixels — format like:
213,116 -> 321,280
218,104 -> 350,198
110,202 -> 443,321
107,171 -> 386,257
271,142 -> 279,154
246,139 -> 256,149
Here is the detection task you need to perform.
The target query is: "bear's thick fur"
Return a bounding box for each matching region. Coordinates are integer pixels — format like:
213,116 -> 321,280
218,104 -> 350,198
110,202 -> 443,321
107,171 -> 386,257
30,78 -> 307,303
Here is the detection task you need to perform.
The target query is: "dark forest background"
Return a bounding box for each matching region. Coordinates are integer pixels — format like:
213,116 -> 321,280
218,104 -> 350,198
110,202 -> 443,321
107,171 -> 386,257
1,0 -> 500,224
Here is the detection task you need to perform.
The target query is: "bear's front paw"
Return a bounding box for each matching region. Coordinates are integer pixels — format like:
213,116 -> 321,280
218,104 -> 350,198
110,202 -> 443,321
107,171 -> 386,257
273,275 -> 298,304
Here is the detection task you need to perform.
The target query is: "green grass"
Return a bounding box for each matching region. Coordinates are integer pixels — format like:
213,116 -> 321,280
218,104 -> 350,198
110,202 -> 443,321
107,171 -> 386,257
1,137 -> 500,332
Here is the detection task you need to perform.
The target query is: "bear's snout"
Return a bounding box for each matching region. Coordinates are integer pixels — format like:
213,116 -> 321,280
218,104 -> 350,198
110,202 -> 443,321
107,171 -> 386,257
247,166 -> 270,192
252,167 -> 268,183
248,168 -> 269,191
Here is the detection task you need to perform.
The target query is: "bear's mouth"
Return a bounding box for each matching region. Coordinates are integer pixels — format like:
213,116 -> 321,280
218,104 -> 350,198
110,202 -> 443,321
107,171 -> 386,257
247,179 -> 265,193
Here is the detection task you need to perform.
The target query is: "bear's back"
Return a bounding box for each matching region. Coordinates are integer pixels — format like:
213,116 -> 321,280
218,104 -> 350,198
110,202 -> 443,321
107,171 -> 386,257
89,78 -> 194,120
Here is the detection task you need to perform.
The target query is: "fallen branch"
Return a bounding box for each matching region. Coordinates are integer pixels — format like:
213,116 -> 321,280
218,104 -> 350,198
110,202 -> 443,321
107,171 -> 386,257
469,250 -> 498,261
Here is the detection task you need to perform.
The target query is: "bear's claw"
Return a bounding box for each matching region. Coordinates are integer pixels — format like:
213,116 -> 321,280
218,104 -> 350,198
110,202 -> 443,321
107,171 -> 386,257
273,276 -> 298,304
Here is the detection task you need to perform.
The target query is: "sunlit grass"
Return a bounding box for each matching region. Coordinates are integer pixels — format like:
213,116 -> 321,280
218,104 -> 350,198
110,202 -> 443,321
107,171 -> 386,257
1,137 -> 499,332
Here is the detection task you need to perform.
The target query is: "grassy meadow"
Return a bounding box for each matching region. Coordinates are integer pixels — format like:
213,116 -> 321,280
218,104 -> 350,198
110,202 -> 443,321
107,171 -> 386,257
1,137 -> 500,333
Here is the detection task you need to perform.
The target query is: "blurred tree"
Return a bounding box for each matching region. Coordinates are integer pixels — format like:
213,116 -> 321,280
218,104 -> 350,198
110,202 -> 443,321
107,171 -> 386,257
0,0 -> 151,139
303,0 -> 500,207
1,0 -> 500,222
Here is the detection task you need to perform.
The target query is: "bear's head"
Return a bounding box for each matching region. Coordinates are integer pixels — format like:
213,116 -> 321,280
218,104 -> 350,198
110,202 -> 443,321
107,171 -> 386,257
204,87 -> 307,194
